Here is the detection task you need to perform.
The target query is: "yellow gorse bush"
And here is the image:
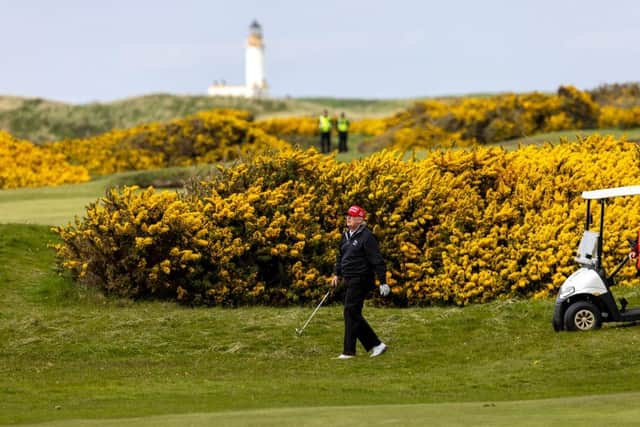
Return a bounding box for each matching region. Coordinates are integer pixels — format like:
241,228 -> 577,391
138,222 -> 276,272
368,86 -> 603,150
255,115 -> 389,139
8,85 -> 640,190
253,86 -> 640,152
598,106 -> 640,129
48,109 -> 290,175
10,87 -> 640,190
256,116 -> 318,136
0,130 -> 89,189
381,85 -> 640,150
589,82 -> 640,108
54,135 -> 640,307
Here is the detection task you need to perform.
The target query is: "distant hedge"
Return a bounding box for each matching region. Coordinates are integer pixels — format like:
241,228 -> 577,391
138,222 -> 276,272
256,85 -> 640,151
47,109 -> 290,175
0,130 -> 89,189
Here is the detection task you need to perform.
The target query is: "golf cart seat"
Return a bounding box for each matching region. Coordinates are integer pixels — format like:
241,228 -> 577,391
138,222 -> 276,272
575,230 -> 599,267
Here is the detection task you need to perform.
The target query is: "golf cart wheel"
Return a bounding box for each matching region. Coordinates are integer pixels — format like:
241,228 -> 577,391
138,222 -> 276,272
564,301 -> 602,331
552,315 -> 563,332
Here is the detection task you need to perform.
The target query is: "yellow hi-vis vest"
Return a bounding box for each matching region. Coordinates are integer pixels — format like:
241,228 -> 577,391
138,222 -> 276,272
319,115 -> 332,133
337,118 -> 349,132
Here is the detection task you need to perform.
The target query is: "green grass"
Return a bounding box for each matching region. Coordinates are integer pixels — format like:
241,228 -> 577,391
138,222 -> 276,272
0,95 -> 414,143
10,394 -> 640,427
0,95 -> 295,143
0,165 -> 217,225
296,97 -> 412,118
397,128 -> 640,160
496,128 -> 640,150
0,178 -> 111,225
3,224 -> 640,425
4,134 -> 640,425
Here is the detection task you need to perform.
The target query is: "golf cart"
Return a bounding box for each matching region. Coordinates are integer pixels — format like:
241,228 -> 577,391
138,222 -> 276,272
553,185 -> 640,332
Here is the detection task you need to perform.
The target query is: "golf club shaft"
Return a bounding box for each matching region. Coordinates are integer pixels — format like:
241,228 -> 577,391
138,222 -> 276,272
298,290 -> 331,333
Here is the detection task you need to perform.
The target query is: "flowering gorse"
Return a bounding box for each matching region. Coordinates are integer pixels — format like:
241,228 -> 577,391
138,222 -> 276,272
0,130 -> 89,189
255,86 -> 640,152
48,109 -> 290,175
54,136 -> 640,306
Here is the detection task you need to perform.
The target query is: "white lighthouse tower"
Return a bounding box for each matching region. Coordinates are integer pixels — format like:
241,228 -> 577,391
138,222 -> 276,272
208,20 -> 268,98
245,20 -> 268,97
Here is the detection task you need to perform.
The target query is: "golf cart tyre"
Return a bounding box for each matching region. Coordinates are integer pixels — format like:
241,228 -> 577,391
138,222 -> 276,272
552,310 -> 564,332
564,301 -> 602,331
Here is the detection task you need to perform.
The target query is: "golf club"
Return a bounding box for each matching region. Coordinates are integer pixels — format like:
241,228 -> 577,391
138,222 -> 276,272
295,289 -> 331,336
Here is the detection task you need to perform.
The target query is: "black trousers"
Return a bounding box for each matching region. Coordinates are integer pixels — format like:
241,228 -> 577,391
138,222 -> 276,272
338,131 -> 348,152
343,276 -> 381,355
320,132 -> 331,153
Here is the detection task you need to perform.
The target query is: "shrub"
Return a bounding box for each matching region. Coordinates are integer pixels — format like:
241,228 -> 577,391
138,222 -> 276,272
48,109 -> 290,175
361,86 -> 612,150
589,82 -> 640,108
0,130 -> 89,189
54,136 -> 640,307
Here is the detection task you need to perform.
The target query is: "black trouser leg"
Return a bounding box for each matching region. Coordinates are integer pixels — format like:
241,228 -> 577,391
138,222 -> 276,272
343,278 -> 380,355
338,132 -> 348,152
320,132 -> 331,153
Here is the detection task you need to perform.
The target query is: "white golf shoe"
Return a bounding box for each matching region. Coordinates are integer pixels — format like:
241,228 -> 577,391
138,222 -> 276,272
370,343 -> 387,358
336,354 -> 355,360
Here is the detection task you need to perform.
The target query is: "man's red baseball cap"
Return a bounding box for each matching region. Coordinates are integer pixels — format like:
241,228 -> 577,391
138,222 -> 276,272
347,205 -> 365,218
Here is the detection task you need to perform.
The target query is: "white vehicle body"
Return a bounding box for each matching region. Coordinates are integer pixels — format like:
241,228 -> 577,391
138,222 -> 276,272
553,186 -> 640,331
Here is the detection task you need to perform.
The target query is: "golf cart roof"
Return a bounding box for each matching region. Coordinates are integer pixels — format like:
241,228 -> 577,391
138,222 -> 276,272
582,185 -> 640,200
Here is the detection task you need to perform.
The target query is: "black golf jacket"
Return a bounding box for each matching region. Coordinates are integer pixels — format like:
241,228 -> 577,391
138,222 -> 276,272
334,223 -> 386,285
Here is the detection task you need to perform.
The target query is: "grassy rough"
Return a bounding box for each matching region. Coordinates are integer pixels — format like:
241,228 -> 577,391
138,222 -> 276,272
0,95 -> 413,144
10,394 -> 640,427
495,128 -> 640,150
3,224 -> 640,425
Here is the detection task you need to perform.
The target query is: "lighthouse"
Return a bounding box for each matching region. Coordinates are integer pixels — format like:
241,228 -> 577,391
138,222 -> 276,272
208,20 -> 269,98
245,20 -> 268,97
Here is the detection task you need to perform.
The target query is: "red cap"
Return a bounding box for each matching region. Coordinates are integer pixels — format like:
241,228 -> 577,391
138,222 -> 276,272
347,205 -> 365,218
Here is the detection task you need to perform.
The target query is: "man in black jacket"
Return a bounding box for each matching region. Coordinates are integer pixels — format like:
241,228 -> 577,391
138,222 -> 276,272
331,205 -> 391,359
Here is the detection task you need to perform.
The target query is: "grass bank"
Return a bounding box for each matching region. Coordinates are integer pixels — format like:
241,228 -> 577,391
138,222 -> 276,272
497,127 -> 640,150
0,95 -> 413,143
3,224 -> 640,425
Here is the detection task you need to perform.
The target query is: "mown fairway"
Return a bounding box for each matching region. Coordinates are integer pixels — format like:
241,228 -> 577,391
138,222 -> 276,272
3,223 -> 640,425
9,394 -> 640,427
0,180 -> 110,226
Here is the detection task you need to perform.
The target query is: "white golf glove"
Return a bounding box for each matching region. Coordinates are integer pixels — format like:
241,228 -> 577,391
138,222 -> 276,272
380,284 -> 391,297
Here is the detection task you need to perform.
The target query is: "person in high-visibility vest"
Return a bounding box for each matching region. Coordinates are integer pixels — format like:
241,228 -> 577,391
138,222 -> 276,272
337,112 -> 350,153
318,109 -> 332,153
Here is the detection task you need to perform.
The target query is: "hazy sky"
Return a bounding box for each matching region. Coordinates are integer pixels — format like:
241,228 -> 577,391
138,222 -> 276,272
2,0 -> 639,103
